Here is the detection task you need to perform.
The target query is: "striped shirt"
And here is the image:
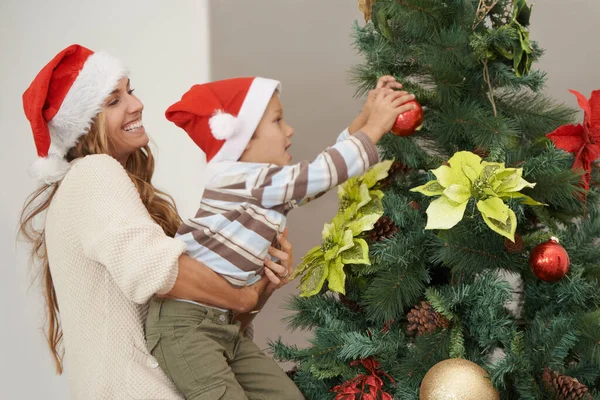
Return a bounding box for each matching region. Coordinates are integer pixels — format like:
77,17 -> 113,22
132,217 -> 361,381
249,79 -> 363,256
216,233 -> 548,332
176,129 -> 379,287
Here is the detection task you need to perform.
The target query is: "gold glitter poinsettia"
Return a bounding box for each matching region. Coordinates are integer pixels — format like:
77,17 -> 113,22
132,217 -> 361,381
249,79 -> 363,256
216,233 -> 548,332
410,151 -> 544,241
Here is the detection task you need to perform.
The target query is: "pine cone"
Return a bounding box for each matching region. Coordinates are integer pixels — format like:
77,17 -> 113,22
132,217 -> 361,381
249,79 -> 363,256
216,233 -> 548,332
542,368 -> 592,400
379,161 -> 410,188
473,146 -> 490,159
340,294 -> 363,313
504,233 -> 523,254
286,365 -> 298,380
368,216 -> 399,241
407,301 -> 450,335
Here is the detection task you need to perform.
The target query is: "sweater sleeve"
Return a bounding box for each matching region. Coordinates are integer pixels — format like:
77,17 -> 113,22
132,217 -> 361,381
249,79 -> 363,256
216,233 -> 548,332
246,131 -> 379,208
335,128 -> 351,143
64,154 -> 187,304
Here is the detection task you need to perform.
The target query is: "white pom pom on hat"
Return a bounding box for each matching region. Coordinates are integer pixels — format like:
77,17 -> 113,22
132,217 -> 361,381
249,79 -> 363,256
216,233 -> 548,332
209,110 -> 239,140
29,153 -> 72,185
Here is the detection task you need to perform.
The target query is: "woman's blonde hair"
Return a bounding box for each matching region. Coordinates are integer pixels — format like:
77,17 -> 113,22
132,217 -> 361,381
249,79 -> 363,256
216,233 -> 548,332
19,113 -> 182,374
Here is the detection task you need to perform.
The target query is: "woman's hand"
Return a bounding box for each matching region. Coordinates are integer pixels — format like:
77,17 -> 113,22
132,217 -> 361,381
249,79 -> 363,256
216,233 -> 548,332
234,228 -> 294,329
263,228 -> 293,293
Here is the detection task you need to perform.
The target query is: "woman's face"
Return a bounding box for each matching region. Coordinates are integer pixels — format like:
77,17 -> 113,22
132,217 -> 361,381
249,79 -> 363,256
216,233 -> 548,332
102,77 -> 148,164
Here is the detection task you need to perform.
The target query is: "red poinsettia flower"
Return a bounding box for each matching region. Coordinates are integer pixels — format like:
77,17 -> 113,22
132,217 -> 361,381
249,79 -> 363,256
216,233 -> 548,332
547,89 -> 600,191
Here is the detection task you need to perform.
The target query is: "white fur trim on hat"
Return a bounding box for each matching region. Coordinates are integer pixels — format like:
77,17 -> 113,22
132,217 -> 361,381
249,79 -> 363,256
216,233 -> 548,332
210,77 -> 281,164
209,110 -> 239,140
36,51 -> 128,184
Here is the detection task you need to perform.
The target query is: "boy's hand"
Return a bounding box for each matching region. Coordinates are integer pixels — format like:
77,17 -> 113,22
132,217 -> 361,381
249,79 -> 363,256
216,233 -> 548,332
362,88 -> 416,144
350,76 -> 403,134
376,75 -> 404,90
365,76 -> 404,116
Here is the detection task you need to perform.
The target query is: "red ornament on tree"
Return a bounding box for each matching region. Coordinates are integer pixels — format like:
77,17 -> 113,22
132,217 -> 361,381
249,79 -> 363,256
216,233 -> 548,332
391,100 -> 424,136
529,237 -> 570,282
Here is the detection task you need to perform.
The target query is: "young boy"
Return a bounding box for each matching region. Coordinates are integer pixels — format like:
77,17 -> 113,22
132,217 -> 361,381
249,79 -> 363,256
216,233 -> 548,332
145,76 -> 415,399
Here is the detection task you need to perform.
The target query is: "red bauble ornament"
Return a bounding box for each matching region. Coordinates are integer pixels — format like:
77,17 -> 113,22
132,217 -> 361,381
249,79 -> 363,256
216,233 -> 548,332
391,100 -> 424,136
529,237 -> 570,282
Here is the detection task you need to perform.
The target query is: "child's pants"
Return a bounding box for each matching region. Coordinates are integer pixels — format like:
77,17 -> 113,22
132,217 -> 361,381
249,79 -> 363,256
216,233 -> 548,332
145,298 -> 305,400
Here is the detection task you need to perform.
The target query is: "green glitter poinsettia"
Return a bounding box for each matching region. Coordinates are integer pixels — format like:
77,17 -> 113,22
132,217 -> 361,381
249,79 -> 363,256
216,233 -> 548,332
410,151 -> 544,241
292,160 -> 393,297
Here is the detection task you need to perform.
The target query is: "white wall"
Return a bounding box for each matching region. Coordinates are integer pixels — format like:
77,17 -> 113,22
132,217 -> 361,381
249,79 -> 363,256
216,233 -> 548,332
0,1 -> 210,398
529,1 -> 600,103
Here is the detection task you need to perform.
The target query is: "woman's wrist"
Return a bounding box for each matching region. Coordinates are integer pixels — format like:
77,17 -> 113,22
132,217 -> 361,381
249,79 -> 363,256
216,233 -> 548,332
234,286 -> 258,313
237,276 -> 271,313
246,278 -> 276,313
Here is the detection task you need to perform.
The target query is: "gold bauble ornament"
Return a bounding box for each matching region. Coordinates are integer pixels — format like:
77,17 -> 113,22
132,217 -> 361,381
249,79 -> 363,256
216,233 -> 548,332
420,358 -> 499,400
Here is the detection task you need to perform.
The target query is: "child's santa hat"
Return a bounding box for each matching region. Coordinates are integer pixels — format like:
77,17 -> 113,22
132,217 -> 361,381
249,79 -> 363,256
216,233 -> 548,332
23,44 -> 128,184
166,77 -> 281,163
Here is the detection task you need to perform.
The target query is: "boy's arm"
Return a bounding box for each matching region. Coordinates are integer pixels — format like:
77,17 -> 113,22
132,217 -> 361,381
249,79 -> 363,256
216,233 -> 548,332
335,128 -> 351,144
246,131 -> 379,208
348,111 -> 369,136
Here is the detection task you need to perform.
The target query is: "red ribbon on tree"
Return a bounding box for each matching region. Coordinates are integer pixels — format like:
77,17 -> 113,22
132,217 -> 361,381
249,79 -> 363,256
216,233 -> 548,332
332,358 -> 396,400
547,89 -> 600,192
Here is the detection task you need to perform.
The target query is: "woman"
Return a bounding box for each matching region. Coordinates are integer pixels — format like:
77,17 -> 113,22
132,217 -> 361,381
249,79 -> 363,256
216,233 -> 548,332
19,44 -> 295,399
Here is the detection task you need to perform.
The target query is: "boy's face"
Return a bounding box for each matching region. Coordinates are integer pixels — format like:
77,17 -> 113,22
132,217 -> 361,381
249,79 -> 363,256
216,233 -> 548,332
239,94 -> 294,166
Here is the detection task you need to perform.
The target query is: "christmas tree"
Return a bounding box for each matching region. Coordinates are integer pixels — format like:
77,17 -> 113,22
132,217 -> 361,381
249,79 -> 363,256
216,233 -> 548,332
272,1 -> 600,399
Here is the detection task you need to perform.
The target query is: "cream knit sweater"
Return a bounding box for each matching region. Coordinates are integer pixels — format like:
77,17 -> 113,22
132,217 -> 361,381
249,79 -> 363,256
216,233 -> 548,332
45,154 -> 187,399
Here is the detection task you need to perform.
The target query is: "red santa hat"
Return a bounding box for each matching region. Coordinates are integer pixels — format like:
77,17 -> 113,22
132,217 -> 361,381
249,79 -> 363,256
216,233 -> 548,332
23,44 -> 128,184
165,77 -> 281,163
